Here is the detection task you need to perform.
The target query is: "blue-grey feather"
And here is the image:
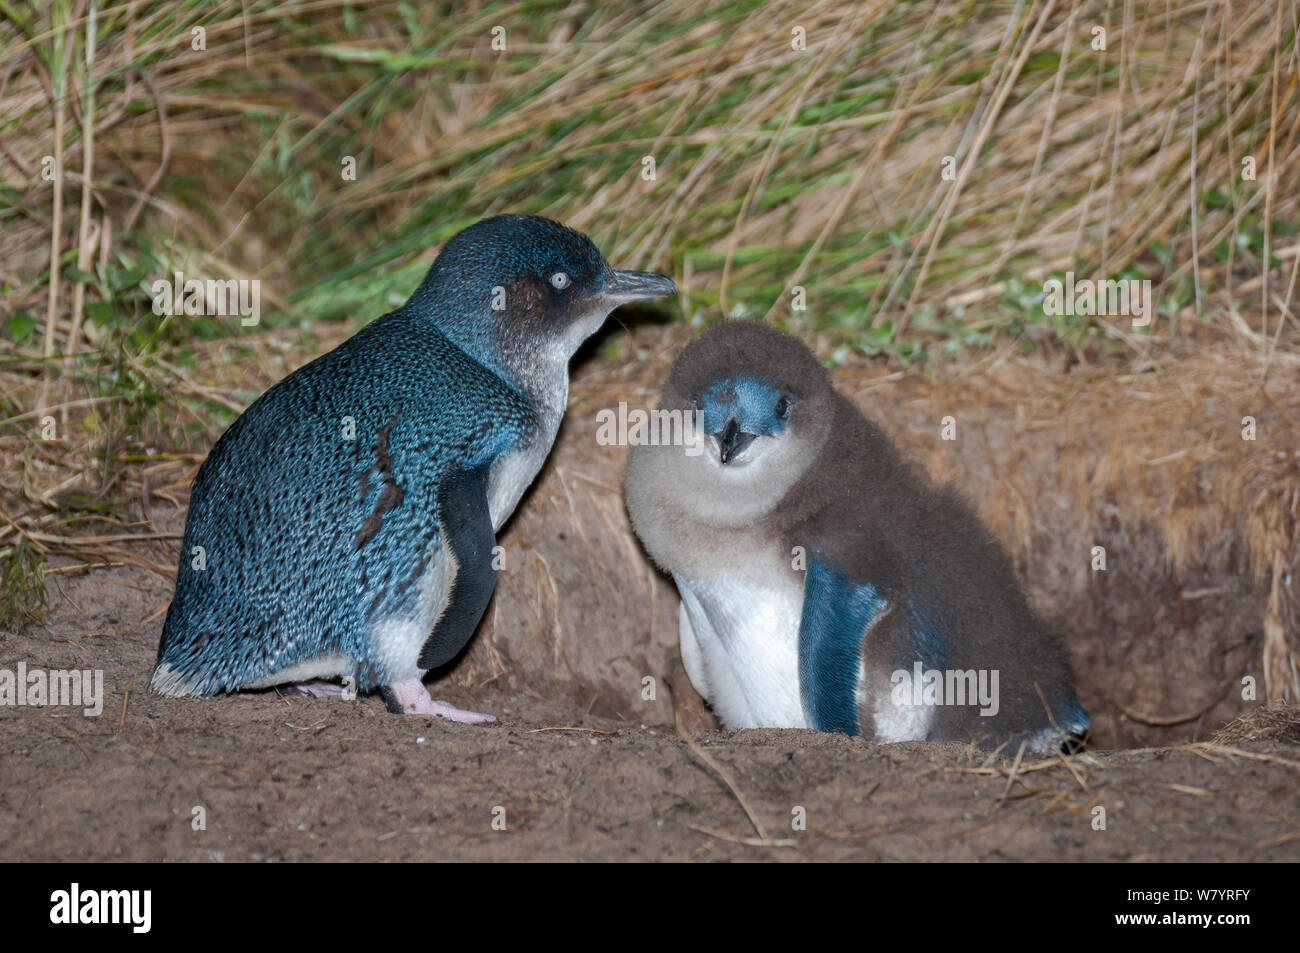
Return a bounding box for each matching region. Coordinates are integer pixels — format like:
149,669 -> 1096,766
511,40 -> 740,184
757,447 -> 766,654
798,559 -> 886,735
157,311 -> 536,694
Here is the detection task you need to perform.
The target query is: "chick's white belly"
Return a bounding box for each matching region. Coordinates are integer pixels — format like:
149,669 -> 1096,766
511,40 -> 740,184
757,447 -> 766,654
675,574 -> 807,729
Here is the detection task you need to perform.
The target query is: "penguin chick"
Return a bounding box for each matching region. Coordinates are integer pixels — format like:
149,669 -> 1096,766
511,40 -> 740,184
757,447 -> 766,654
624,320 -> 1087,751
153,215 -> 675,720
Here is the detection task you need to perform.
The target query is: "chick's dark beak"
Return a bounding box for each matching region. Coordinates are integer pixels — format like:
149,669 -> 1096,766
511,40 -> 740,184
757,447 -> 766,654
603,269 -> 677,304
715,416 -> 756,465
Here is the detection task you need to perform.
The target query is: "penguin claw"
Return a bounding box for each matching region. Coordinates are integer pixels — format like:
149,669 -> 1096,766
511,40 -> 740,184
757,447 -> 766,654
379,678 -> 497,723
425,700 -> 497,724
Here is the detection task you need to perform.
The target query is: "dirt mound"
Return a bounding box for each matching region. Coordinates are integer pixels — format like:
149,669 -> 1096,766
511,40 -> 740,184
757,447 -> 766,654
438,324 -> 1300,750
3,323 -> 1298,860
3,557 -> 1298,861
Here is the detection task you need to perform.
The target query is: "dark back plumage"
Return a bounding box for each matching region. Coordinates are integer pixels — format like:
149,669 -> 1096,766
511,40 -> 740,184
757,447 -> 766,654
157,312 -> 536,694
155,214 -> 675,707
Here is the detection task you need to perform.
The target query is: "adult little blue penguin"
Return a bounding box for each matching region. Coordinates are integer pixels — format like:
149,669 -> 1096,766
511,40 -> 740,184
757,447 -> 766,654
624,320 -> 1088,751
153,215 -> 675,720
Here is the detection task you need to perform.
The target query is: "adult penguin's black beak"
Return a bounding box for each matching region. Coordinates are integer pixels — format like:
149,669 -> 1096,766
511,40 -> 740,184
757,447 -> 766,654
603,269 -> 677,304
715,416 -> 757,465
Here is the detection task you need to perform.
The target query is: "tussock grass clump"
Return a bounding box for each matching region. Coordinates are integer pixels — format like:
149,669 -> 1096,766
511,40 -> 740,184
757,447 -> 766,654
0,536 -> 47,626
3,1 -> 1297,346
1212,705 -> 1300,744
0,1 -> 1297,643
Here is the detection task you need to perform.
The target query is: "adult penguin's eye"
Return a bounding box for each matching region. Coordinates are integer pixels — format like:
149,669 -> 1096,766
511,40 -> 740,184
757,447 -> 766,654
550,272 -> 570,290
774,396 -> 790,419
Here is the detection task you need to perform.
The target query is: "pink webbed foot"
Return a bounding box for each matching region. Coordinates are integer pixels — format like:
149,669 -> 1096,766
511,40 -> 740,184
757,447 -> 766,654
379,678 -> 496,724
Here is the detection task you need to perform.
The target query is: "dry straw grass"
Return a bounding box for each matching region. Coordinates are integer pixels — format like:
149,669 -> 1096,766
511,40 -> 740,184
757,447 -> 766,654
3,1 -> 1297,330
1212,703 -> 1300,742
0,1 -> 1298,695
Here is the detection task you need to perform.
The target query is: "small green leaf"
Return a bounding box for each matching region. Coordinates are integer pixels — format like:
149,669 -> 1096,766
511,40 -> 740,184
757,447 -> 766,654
6,310 -> 37,344
112,266 -> 148,289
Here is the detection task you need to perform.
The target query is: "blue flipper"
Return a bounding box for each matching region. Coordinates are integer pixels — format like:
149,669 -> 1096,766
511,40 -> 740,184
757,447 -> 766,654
418,462 -> 499,670
798,559 -> 889,735
1060,696 -> 1091,739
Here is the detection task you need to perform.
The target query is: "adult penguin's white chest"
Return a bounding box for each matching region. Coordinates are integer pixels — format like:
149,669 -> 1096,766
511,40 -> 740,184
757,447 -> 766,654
486,371 -> 567,531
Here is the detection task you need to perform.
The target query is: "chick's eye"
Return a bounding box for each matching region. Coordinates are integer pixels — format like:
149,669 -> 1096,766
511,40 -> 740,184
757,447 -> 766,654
774,396 -> 790,419
550,271 -> 570,290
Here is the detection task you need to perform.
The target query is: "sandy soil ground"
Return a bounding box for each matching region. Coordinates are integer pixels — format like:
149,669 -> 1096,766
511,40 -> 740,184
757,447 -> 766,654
3,553 -> 1298,862
3,323 -> 1298,862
